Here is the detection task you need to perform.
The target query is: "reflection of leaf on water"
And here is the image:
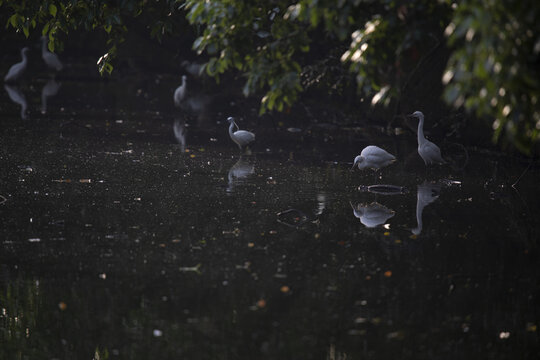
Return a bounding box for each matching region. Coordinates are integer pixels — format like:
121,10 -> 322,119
357,184 -> 407,195
179,263 -> 202,274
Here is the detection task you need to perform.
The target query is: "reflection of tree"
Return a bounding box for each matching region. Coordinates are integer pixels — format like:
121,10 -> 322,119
0,278 -> 41,358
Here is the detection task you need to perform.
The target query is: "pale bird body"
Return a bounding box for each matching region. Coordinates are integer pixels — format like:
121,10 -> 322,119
4,47 -> 30,83
41,36 -> 63,71
409,111 -> 445,165
227,117 -> 255,149
352,145 -> 396,170
174,75 -> 187,106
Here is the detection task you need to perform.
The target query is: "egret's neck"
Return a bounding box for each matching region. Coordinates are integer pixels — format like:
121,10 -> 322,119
417,115 -> 426,145
21,50 -> 28,63
228,122 -> 236,136
41,39 -> 48,54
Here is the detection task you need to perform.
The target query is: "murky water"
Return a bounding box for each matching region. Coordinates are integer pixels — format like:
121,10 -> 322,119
1,69 -> 540,359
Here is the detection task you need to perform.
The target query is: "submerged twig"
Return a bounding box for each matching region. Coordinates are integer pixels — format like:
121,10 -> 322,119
512,160 -> 533,189
276,208 -> 311,228
0,194 -> 7,205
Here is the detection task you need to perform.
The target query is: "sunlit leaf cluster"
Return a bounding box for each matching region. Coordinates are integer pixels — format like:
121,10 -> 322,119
444,0 -> 540,153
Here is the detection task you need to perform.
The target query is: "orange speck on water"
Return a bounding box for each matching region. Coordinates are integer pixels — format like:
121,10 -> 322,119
365,275 -> 372,280
190,154 -> 196,158
58,302 -> 67,311
384,270 -> 392,278
280,285 -> 290,293
248,242 -> 255,248
257,299 -> 266,308
384,231 -> 390,236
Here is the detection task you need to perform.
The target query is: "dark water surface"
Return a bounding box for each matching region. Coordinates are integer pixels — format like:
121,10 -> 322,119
1,72 -> 540,359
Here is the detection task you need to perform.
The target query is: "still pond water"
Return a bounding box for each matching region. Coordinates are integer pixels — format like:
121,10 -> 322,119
1,68 -> 540,359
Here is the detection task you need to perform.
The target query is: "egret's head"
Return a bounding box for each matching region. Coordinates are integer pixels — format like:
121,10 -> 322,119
352,155 -> 363,169
408,111 -> 424,118
22,47 -> 30,54
226,116 -> 235,123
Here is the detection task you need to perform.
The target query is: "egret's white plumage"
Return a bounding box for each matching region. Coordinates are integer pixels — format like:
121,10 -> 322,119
227,117 -> 255,149
41,36 -> 63,71
352,146 -> 396,170
4,47 -> 30,83
409,111 -> 445,165
174,75 -> 187,106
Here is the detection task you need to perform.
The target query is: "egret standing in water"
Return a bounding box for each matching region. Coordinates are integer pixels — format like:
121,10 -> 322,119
174,75 -> 187,107
408,111 -> 445,165
352,146 -> 396,171
227,117 -> 255,150
41,36 -> 63,71
4,47 -> 30,83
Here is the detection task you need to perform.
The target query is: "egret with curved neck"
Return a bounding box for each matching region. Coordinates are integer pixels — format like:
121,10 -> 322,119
4,47 -> 30,83
409,111 -> 445,165
41,36 -> 63,71
227,117 -> 255,150
174,75 -> 187,107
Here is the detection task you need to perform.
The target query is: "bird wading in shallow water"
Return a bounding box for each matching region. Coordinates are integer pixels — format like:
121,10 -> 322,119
41,36 -> 63,71
4,47 -> 30,83
408,111 -> 445,165
174,75 -> 187,107
352,146 -> 396,171
227,117 -> 255,150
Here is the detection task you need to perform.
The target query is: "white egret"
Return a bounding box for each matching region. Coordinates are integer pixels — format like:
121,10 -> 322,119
41,36 -> 63,71
4,47 -> 30,83
174,75 -> 187,107
411,181 -> 441,235
227,117 -> 255,150
352,146 -> 396,170
350,202 -> 395,228
409,111 -> 445,165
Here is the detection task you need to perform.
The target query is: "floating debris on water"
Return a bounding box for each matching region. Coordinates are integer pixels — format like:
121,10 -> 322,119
357,184 -> 407,195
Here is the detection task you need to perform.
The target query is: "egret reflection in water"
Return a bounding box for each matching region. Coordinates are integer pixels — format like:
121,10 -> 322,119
350,201 -> 395,228
40,79 -> 61,114
227,156 -> 255,193
411,181 -> 441,235
4,84 -> 28,119
173,118 -> 187,153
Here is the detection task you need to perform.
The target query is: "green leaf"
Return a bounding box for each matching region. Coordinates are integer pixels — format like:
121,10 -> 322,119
22,26 -> 29,38
8,14 -> 18,28
49,4 -> 58,17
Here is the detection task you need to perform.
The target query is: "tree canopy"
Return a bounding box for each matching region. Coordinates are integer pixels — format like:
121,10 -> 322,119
1,0 -> 539,153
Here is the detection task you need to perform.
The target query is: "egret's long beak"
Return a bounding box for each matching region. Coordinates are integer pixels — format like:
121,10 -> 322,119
350,162 -> 357,170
